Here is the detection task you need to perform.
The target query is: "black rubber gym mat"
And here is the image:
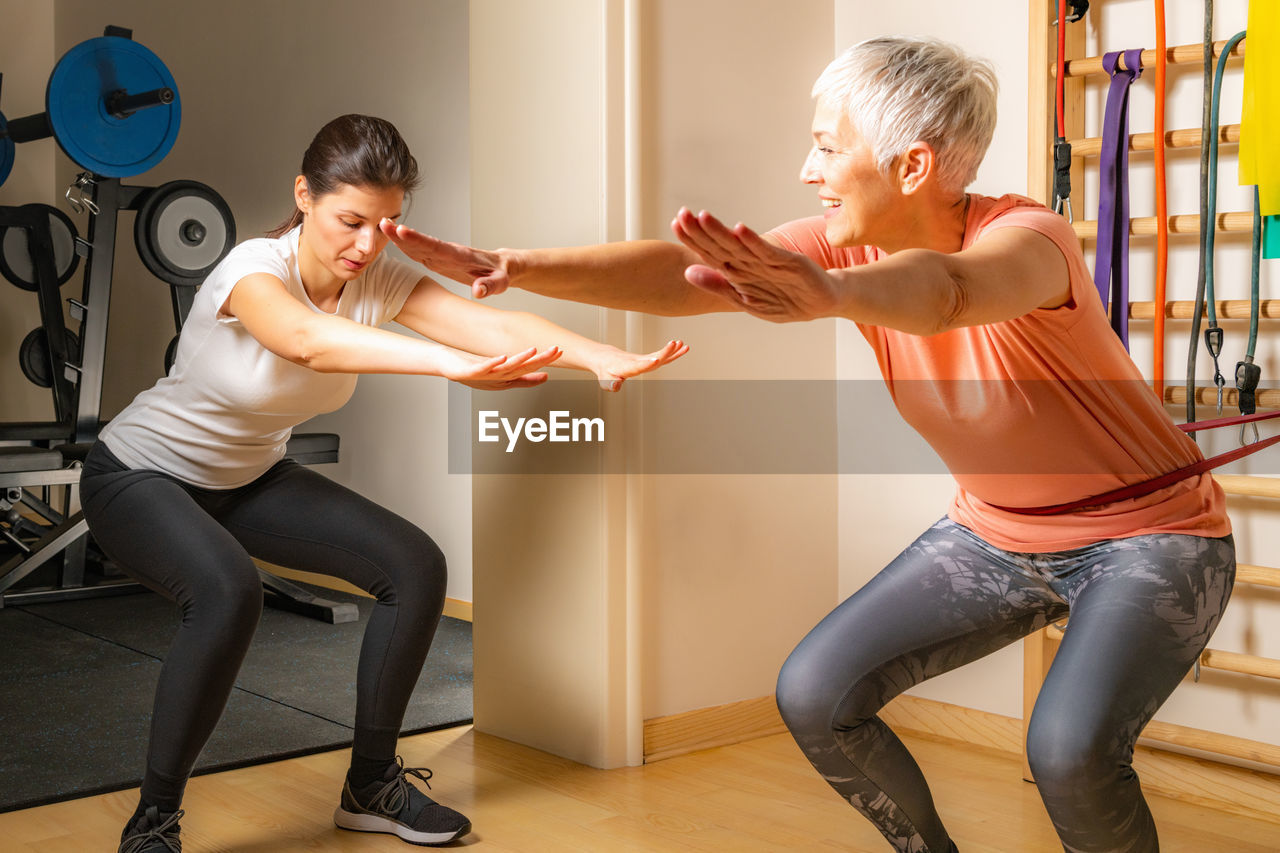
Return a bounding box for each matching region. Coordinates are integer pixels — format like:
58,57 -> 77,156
0,585 -> 472,813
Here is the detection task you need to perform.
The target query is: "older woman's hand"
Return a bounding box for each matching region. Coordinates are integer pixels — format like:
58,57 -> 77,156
671,207 -> 839,322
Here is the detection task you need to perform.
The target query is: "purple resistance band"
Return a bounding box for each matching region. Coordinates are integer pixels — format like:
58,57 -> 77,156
1093,48 -> 1144,349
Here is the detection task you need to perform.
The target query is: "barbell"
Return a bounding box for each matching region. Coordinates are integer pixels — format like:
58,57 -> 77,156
0,29 -> 180,186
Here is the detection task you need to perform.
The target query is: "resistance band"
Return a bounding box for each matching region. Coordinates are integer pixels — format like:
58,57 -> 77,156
1204,31 -> 1262,436
1238,1 -> 1280,258
1052,0 -> 1071,218
1238,188 -> 1263,439
1201,30 -> 1251,416
991,408 -> 1280,517
1093,49 -> 1143,348
1153,1 -> 1168,396
1051,1 -> 1090,220
1014,53 -> 1263,525
1240,0 -> 1278,221
1186,0 -> 1215,429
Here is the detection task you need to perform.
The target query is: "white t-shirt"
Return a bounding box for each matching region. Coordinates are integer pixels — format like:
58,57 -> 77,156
101,227 -> 422,488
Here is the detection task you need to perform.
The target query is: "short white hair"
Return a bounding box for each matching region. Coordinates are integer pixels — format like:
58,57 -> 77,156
812,36 -> 998,193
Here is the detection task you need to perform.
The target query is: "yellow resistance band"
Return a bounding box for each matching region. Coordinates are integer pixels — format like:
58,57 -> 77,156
1240,1 -> 1277,216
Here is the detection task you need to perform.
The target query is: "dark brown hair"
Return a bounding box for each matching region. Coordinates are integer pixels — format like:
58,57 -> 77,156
267,114 -> 421,237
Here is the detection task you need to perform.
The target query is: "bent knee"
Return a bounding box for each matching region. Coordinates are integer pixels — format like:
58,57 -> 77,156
367,532 -> 448,605
776,648 -> 883,737
181,559 -> 263,634
1026,717 -> 1126,790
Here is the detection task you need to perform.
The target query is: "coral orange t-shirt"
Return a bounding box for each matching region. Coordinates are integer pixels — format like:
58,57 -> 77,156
768,193 -> 1230,553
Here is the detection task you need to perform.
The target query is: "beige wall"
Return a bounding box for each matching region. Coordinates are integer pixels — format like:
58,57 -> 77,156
467,0 -> 841,765
467,0 -> 634,767
636,0 -> 838,718
0,0 -> 58,423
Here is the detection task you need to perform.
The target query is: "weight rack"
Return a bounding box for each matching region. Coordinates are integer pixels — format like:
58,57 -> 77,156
0,26 -> 351,622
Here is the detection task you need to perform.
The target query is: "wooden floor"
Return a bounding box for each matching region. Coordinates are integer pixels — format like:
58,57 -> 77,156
2,725 -> 1277,852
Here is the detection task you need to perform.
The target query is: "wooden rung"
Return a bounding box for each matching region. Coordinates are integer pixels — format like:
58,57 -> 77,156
1141,719 -> 1280,769
1131,299 -> 1280,321
1163,384 -> 1280,410
1214,474 -> 1280,499
1064,38 -> 1246,78
1072,212 -> 1254,240
1200,649 -> 1280,680
1070,125 -> 1240,159
1048,626 -> 1280,680
1236,564 -> 1280,589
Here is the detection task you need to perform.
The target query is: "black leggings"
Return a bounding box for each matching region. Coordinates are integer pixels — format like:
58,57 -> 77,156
776,517 -> 1235,853
79,442 -> 447,809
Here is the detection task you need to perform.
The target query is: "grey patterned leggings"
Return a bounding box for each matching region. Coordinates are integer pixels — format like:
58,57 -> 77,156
776,517 -> 1235,853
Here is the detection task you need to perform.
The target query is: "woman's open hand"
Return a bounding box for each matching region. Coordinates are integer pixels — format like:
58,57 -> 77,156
671,207 -> 839,322
381,219 -> 512,299
439,346 -> 562,390
591,340 -> 689,391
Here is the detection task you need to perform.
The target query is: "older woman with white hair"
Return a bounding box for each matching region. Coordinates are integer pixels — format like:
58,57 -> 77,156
385,36 -> 1233,853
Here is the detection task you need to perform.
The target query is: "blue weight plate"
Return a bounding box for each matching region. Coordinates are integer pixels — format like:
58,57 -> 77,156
0,112 -> 14,188
46,36 -> 181,177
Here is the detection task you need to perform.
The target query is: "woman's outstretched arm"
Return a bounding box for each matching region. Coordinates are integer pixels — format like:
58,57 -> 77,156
393,277 -> 688,391
226,273 -> 561,389
380,220 -> 741,317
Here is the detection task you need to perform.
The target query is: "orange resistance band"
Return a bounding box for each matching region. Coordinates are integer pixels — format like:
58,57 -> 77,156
1153,2 -> 1168,399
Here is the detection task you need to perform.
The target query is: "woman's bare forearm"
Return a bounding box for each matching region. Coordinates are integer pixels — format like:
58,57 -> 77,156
503,240 -> 738,316
294,314 -> 468,375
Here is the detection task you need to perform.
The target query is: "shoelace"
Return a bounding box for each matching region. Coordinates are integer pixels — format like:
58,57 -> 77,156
120,807 -> 184,853
365,758 -> 434,818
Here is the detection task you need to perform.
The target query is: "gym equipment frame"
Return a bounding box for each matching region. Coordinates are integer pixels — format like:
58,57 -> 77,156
1026,0 -> 1279,810
0,26 -> 351,622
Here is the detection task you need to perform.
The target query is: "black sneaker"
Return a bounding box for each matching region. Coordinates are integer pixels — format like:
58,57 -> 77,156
118,805 -> 183,853
333,756 -> 471,846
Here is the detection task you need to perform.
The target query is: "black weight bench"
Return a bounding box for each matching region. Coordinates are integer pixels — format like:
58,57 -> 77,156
279,432 -> 340,465
0,446 -> 92,605
0,433 -> 355,623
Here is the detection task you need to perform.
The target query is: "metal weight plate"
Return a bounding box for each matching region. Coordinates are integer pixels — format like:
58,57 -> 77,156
135,180 -> 235,285
46,36 -> 181,177
0,111 -> 14,189
0,203 -> 81,292
18,327 -> 80,388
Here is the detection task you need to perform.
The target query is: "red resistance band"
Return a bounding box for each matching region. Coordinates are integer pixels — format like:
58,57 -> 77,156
993,409 -> 1280,516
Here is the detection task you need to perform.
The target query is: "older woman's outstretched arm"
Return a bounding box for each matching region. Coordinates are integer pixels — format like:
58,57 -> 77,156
380,220 -> 742,317
672,207 -> 1070,336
